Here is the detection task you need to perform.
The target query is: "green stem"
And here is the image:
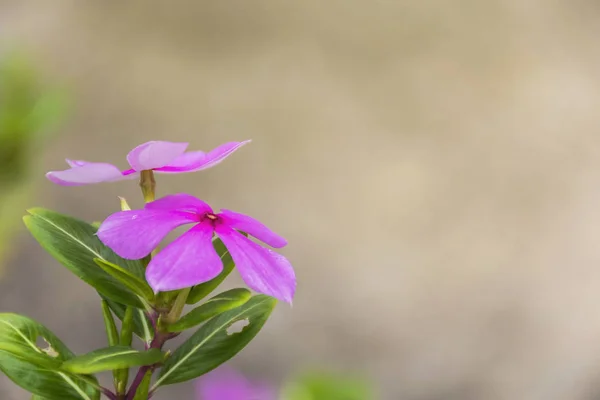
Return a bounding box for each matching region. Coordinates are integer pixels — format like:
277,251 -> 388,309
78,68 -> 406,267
164,288 -> 190,325
139,170 -> 156,203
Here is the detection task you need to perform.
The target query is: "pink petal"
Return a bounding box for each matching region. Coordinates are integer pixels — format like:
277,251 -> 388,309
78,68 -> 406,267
156,150 -> 205,170
126,141 -> 189,171
145,193 -> 213,215
155,140 -> 251,173
97,210 -> 196,259
65,159 -> 86,167
215,225 -> 296,303
146,222 -> 222,292
218,209 -> 287,248
46,161 -> 132,186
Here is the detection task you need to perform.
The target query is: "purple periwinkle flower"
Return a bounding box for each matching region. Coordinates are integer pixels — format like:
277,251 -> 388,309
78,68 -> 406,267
195,367 -> 277,400
46,140 -> 250,186
97,194 -> 296,303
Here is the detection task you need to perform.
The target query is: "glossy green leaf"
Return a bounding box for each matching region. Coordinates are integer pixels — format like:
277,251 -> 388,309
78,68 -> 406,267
187,237 -> 237,304
94,258 -> 154,302
0,313 -> 99,400
23,208 -> 146,307
104,299 -> 153,344
154,295 -> 276,387
167,288 -> 252,332
61,346 -> 164,374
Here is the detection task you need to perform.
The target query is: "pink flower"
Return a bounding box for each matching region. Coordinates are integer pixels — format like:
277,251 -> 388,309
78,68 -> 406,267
46,140 -> 250,186
97,194 -> 296,303
195,368 -> 277,400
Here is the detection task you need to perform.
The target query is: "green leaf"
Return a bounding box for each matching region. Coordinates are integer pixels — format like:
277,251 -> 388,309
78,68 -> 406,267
154,295 -> 276,387
187,237 -> 237,304
94,258 -> 155,302
104,299 -> 153,344
116,306 -> 135,391
0,313 -> 100,400
100,300 -> 119,347
120,308 -> 135,347
23,208 -> 145,307
61,346 -> 164,374
282,372 -> 374,400
167,288 -> 252,332
100,301 -> 124,395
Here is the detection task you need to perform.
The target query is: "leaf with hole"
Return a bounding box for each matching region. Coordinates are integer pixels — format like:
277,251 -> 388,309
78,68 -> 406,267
0,313 -> 100,400
154,295 -> 276,387
167,288 -> 251,332
61,346 -> 165,374
23,208 -> 146,307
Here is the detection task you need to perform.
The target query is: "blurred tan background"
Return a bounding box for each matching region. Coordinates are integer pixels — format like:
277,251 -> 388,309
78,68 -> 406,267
3,0 -> 600,399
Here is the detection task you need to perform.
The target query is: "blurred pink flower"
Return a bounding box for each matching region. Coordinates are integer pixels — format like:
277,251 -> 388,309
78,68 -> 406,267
195,367 -> 277,400
46,140 -> 250,185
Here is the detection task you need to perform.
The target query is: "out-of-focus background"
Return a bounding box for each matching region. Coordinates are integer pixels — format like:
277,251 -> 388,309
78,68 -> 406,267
2,1 -> 600,399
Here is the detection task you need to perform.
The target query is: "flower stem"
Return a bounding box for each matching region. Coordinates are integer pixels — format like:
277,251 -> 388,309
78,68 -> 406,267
101,387 -> 118,400
139,170 -> 156,203
125,331 -> 168,400
126,311 -> 178,400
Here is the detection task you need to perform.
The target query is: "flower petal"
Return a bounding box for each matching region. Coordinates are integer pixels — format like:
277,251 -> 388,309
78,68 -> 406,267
218,209 -> 287,248
97,210 -> 196,259
215,225 -> 296,303
155,140 -> 251,173
46,161 -> 131,186
145,193 -> 213,215
146,222 -> 222,292
65,159 -> 86,167
156,150 -> 205,170
126,141 -> 189,171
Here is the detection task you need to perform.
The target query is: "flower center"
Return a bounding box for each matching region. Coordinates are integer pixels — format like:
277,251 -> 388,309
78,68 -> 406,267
201,212 -> 220,226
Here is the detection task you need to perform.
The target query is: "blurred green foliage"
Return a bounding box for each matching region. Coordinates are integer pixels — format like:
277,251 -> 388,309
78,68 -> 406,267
0,52 -> 67,272
282,371 -> 375,400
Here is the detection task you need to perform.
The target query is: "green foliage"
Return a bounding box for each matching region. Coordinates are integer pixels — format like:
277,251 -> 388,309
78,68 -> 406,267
0,53 -> 67,183
94,258 -> 155,302
155,295 -> 277,387
166,288 -> 252,332
23,208 -> 146,307
282,372 -> 375,400
104,299 -> 153,344
61,347 -> 165,374
0,53 -> 67,272
100,300 -> 119,347
0,314 -> 99,400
